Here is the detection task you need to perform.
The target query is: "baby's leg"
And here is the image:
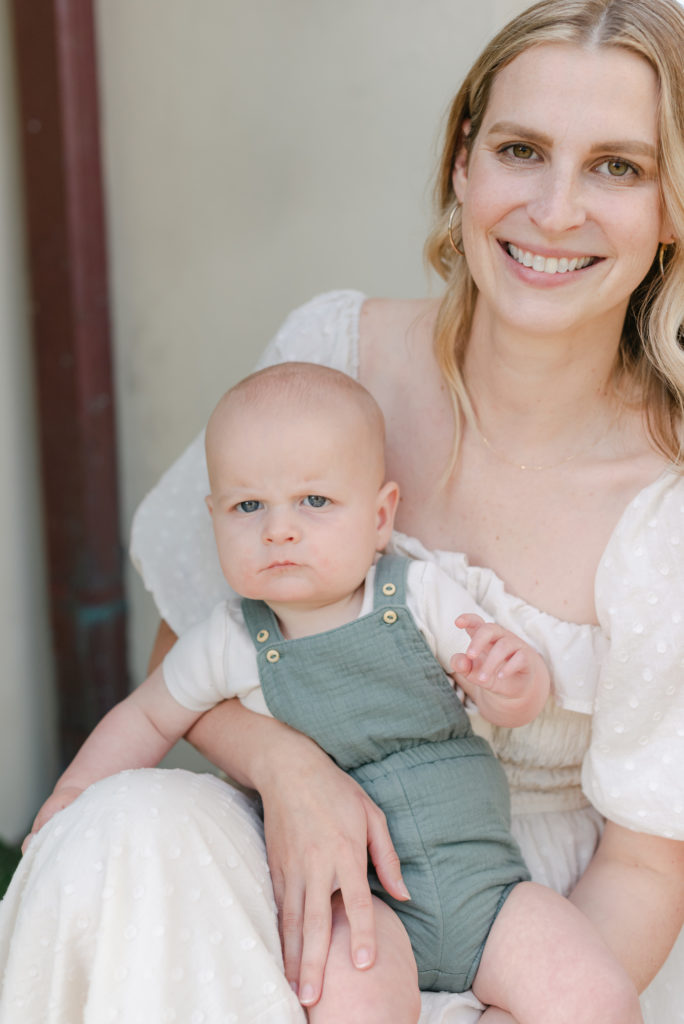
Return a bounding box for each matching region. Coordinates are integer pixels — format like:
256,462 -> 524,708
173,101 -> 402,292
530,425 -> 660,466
473,881 -> 642,1024
307,892 -> 420,1024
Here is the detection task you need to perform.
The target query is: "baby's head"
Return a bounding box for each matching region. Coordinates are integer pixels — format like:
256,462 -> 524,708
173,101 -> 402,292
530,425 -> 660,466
205,362 -> 399,611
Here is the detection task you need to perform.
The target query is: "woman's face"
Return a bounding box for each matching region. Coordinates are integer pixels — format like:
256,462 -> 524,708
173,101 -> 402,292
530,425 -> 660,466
452,43 -> 674,340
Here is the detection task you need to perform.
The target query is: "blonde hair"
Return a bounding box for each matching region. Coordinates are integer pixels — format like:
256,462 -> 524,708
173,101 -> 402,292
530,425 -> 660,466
424,0 -> 684,465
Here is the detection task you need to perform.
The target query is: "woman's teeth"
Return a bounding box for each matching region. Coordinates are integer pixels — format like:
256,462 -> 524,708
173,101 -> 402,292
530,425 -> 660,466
507,243 -> 595,274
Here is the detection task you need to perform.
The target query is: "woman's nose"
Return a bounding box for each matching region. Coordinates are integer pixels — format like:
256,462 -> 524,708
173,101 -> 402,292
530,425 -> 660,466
526,168 -> 586,234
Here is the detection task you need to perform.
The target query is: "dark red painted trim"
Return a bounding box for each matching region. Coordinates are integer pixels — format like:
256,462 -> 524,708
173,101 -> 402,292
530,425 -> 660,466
10,0 -> 129,762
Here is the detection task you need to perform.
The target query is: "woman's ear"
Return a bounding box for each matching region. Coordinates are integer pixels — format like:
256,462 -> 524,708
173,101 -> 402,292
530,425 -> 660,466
452,118 -> 471,202
375,481 -> 400,550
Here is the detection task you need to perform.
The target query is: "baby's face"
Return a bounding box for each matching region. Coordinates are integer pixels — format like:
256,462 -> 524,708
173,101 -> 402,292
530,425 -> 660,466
206,402 -> 396,613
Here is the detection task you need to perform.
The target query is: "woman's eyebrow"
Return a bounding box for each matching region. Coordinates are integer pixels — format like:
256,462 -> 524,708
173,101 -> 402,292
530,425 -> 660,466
486,120 -> 656,159
485,120 -> 552,145
587,139 -> 656,159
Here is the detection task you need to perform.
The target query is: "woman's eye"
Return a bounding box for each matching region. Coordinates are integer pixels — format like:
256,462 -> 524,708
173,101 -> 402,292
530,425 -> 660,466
237,500 -> 262,513
504,143 -> 536,160
303,495 -> 329,508
596,158 -> 637,178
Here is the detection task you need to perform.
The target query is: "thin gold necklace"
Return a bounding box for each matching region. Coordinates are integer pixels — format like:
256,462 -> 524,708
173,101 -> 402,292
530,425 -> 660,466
474,415 -> 618,472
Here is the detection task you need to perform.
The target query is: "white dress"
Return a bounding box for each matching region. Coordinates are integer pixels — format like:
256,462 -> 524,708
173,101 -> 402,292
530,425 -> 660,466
1,290 -> 682,1024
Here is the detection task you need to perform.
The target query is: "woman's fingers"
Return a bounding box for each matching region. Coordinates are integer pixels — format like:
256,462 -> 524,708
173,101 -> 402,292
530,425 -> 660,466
278,797 -> 407,1006
367,802 -> 409,903
259,742 -> 408,1005
298,860 -> 335,1005
297,836 -> 381,1004
335,843 -> 378,971
277,874 -> 305,993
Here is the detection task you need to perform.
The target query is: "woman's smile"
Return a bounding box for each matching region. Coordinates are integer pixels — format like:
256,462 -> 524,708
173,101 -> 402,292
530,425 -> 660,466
503,242 -> 599,275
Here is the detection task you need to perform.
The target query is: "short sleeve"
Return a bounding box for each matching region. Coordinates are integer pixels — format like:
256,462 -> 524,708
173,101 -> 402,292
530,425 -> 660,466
130,290 -> 365,635
163,604 -> 231,712
582,470 -> 684,838
163,599 -> 269,715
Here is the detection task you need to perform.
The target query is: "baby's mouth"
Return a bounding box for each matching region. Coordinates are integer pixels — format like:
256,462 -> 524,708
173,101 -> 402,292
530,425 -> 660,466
505,242 -> 600,275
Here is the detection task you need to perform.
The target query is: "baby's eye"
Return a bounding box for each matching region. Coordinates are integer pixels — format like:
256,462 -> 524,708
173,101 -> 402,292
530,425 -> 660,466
595,158 -> 638,179
303,495 -> 329,508
237,500 -> 262,513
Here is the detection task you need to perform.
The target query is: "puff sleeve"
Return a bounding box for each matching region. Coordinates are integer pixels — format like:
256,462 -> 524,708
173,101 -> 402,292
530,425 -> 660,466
129,290 -> 365,635
582,470 -> 684,838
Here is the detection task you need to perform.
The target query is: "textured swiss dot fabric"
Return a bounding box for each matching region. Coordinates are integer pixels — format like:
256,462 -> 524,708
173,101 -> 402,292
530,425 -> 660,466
0,771 -> 303,1023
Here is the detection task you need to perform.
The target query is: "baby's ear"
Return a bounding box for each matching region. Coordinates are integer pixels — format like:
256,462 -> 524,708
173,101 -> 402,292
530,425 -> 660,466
376,481 -> 400,548
205,495 -> 214,515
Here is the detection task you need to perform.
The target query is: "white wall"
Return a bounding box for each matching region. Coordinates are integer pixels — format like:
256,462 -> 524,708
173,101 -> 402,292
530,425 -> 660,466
94,0 -> 529,770
0,0 -> 58,842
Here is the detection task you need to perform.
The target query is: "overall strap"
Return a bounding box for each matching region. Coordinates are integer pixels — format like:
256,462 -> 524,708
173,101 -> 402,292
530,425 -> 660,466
372,553 -> 410,610
241,595 -> 283,650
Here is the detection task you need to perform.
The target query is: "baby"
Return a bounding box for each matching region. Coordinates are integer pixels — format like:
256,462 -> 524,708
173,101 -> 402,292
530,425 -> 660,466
27,362 -> 640,1024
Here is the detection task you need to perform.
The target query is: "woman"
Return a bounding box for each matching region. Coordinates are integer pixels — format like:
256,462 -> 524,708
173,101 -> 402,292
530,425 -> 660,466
1,0 -> 683,1021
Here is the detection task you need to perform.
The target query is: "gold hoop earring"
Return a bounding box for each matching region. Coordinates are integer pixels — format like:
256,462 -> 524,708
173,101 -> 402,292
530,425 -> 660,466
655,241 -> 675,278
447,202 -> 464,256
658,242 -> 669,277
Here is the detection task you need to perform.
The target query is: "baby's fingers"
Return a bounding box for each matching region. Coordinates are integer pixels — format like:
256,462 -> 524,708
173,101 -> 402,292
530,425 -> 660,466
22,806 -> 53,853
450,652 -> 474,677
454,613 -> 486,638
471,634 -> 524,687
21,815 -> 52,854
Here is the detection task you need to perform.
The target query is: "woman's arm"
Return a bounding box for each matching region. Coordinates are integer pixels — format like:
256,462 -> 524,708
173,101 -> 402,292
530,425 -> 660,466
149,619 -> 408,1004
570,820 -> 684,991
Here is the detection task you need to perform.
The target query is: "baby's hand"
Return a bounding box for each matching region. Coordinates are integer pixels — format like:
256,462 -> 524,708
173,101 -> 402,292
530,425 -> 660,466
451,613 -> 546,701
21,785 -> 85,854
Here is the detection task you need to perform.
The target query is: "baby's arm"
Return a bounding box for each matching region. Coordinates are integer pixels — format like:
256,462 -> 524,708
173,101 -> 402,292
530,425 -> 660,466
451,613 -> 550,727
24,666 -> 202,848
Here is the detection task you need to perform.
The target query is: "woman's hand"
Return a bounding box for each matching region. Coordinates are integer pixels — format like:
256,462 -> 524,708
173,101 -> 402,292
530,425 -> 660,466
154,618 -> 408,1005
256,727 -> 409,1006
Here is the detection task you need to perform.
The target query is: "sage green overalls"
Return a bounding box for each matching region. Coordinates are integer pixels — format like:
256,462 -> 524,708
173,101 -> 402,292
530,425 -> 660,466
242,554 -> 529,992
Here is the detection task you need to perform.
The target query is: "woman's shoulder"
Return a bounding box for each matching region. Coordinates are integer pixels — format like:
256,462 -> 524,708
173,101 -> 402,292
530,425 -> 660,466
359,296 -> 438,352
597,466 -> 684,590
256,290 -> 367,377
358,296 -> 440,396
258,290 -> 439,382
